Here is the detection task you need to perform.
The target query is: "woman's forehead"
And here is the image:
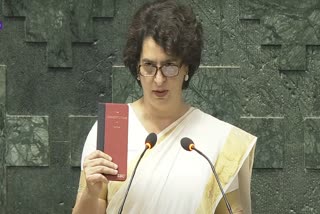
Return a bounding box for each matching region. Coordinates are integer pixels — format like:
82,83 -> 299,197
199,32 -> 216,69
140,37 -> 181,63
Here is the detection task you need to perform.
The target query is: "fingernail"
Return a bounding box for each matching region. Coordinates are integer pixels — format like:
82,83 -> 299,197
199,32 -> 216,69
114,164 -> 118,169
114,170 -> 118,174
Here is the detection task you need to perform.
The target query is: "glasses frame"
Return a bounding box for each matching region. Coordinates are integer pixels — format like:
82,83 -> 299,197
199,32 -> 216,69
137,63 -> 182,77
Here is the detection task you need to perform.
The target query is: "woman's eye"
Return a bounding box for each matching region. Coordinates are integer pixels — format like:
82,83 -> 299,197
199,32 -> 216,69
144,62 -> 153,66
166,63 -> 177,67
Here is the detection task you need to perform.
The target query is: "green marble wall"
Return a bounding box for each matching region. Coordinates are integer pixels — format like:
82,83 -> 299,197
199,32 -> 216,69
0,0 -> 320,213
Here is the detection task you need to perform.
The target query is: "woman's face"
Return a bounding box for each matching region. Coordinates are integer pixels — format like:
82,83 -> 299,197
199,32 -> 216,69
138,37 -> 188,110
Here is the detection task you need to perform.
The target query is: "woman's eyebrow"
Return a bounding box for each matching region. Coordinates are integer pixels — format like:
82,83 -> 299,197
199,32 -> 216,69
140,58 -> 179,64
141,58 -> 155,63
161,59 -> 179,64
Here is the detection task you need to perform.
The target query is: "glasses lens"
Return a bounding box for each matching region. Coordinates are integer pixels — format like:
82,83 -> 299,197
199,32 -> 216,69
162,65 -> 179,77
140,65 -> 156,76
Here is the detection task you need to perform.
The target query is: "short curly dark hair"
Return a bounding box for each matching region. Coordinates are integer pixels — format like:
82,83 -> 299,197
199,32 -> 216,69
123,0 -> 203,89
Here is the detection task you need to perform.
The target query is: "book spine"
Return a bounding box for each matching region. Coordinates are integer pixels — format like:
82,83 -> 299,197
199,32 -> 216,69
97,103 -> 106,151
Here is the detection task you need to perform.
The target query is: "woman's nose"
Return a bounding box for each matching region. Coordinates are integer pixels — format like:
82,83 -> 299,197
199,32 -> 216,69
154,69 -> 167,85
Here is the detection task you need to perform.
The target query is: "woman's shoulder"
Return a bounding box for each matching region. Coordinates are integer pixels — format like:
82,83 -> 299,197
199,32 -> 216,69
190,108 -> 232,129
190,107 -> 256,140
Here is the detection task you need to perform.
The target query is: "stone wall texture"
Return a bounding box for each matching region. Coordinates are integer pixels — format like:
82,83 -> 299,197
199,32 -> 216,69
1,0 -> 320,213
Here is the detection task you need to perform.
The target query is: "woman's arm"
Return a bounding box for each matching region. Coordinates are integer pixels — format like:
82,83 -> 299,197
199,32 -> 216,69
214,189 -> 243,214
72,186 -> 107,214
72,151 -> 118,214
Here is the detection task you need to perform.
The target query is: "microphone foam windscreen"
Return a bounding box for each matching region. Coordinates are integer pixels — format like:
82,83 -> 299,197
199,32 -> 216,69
145,133 -> 157,148
180,137 -> 194,151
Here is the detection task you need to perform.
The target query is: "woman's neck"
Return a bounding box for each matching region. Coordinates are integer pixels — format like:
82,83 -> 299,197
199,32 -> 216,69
138,97 -> 189,121
131,98 -> 190,133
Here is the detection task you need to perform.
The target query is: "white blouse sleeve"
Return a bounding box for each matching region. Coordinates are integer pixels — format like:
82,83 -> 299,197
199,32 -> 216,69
226,175 -> 239,193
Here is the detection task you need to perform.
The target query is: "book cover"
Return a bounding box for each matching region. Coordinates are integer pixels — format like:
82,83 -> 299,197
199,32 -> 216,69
97,103 -> 129,181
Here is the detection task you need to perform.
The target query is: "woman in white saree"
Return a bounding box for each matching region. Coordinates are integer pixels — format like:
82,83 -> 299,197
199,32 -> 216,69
72,1 -> 257,214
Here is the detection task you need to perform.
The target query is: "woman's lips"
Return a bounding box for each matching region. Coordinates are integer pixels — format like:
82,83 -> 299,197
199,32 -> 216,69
153,90 -> 168,97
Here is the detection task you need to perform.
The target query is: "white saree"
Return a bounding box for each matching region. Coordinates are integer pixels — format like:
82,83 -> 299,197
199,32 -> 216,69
81,105 -> 257,214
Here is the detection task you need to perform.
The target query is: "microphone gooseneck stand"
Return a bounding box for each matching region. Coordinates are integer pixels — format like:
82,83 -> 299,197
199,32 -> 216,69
118,147 -> 148,214
193,147 -> 233,214
180,137 -> 233,214
118,133 -> 157,214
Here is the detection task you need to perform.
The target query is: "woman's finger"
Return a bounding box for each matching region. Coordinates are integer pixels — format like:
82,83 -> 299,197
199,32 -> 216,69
84,150 -> 112,162
86,173 -> 109,185
84,157 -> 118,170
85,165 -> 118,176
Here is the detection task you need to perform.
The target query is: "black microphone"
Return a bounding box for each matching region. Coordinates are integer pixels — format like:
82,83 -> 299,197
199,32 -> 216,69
118,133 -> 157,214
180,137 -> 233,214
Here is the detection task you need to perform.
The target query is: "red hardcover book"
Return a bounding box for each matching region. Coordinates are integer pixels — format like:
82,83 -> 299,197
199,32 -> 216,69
97,103 -> 129,181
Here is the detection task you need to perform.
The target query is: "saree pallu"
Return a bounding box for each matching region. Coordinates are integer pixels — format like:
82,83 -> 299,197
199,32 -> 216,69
81,106 -> 257,214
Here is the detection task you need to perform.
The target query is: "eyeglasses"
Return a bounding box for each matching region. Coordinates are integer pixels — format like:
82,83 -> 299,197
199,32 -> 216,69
138,63 -> 181,77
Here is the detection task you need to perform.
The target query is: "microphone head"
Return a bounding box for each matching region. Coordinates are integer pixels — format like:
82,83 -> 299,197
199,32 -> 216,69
180,137 -> 195,151
145,133 -> 157,149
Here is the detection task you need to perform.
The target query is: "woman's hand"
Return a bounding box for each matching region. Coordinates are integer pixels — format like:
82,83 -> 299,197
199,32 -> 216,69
83,150 -> 118,198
